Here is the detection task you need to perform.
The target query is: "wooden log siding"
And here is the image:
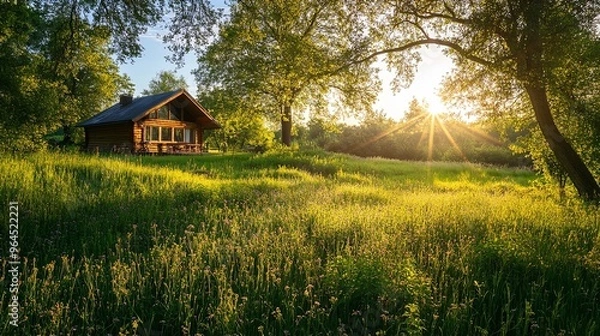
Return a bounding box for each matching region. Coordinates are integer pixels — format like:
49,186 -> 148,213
85,123 -> 133,153
133,122 -> 143,151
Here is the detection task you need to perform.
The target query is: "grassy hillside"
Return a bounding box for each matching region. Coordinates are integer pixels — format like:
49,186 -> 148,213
1,151 -> 599,335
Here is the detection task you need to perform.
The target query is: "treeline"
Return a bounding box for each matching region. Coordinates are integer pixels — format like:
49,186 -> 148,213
297,115 -> 530,167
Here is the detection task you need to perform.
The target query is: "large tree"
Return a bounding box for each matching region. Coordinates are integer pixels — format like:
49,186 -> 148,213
350,0 -> 600,201
0,3 -> 56,151
196,0 -> 379,146
39,7 -> 132,144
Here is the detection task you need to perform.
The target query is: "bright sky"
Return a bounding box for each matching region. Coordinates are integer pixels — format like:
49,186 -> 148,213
374,46 -> 456,120
119,5 -> 456,121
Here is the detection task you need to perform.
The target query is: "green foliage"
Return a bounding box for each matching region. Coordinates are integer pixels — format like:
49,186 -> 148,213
1,151 -> 599,335
0,3 -> 54,152
141,70 -> 188,95
297,116 -> 342,148
31,0 -> 218,63
199,88 -> 275,152
196,0 -> 379,145
41,15 -> 129,144
0,2 -> 136,151
300,114 -> 528,167
0,0 -> 218,152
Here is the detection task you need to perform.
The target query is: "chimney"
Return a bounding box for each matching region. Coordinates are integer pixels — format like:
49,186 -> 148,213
120,94 -> 133,106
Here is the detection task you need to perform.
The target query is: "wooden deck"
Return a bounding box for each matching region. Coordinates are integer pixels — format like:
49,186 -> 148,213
105,142 -> 207,155
136,142 -> 206,155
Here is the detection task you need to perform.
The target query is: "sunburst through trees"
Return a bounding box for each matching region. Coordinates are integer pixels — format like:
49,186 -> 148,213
331,104 -> 520,166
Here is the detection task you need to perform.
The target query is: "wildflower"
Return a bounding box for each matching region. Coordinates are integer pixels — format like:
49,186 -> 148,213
271,307 -> 283,320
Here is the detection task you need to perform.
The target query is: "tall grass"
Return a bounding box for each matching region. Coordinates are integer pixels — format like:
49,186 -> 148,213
1,150 -> 598,335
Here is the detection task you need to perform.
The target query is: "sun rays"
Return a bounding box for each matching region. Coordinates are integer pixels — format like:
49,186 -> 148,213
352,109 -> 504,163
349,113 -> 429,152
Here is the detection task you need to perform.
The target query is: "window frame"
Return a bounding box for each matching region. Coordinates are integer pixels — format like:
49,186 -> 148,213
145,126 -> 159,142
184,128 -> 196,143
160,127 -> 173,142
174,128 -> 184,142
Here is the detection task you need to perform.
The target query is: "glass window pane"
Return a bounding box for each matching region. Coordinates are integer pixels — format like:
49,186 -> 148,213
174,128 -> 184,142
150,126 -> 158,141
169,106 -> 181,120
157,106 -> 169,119
184,129 -> 196,143
161,127 -> 172,142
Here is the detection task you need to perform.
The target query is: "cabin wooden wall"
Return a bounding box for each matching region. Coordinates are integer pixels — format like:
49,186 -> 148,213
83,120 -> 207,154
133,122 -> 143,152
85,123 -> 133,153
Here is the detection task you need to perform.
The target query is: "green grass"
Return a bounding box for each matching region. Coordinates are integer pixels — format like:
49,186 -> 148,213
1,150 -> 599,335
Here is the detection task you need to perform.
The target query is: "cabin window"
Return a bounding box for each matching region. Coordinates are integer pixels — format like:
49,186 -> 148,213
145,126 -> 195,143
174,128 -> 184,142
145,126 -> 159,141
159,106 -> 169,119
148,106 -> 183,120
184,129 -> 196,143
157,106 -> 169,119
161,127 -> 173,142
169,106 -> 181,120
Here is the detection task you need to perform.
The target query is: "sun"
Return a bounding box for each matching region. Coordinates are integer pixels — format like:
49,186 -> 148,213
373,46 -> 454,120
426,100 -> 445,116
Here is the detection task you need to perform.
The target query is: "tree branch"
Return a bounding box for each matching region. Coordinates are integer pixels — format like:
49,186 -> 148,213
324,38 -> 495,80
392,3 -> 471,26
413,11 -> 471,25
300,3 -> 324,40
238,0 -> 280,41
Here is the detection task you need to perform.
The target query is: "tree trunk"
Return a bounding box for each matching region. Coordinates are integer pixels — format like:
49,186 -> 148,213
525,84 -> 600,201
281,104 -> 292,146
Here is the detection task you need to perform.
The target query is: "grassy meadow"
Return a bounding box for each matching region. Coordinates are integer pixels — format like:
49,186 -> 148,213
1,150 -> 599,335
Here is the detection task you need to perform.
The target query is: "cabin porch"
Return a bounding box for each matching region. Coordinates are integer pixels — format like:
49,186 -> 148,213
136,142 -> 207,154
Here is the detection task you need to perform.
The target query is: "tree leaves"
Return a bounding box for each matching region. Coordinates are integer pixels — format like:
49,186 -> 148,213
141,70 -> 188,95
196,0 -> 380,145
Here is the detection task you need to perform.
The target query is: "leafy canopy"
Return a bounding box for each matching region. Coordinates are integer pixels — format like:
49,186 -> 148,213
196,0 -> 380,144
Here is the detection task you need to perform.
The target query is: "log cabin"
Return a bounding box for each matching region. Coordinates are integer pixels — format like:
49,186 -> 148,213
78,89 -> 220,154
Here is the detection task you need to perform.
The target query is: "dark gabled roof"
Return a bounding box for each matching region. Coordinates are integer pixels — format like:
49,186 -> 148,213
77,89 -> 221,130
78,90 -> 179,127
